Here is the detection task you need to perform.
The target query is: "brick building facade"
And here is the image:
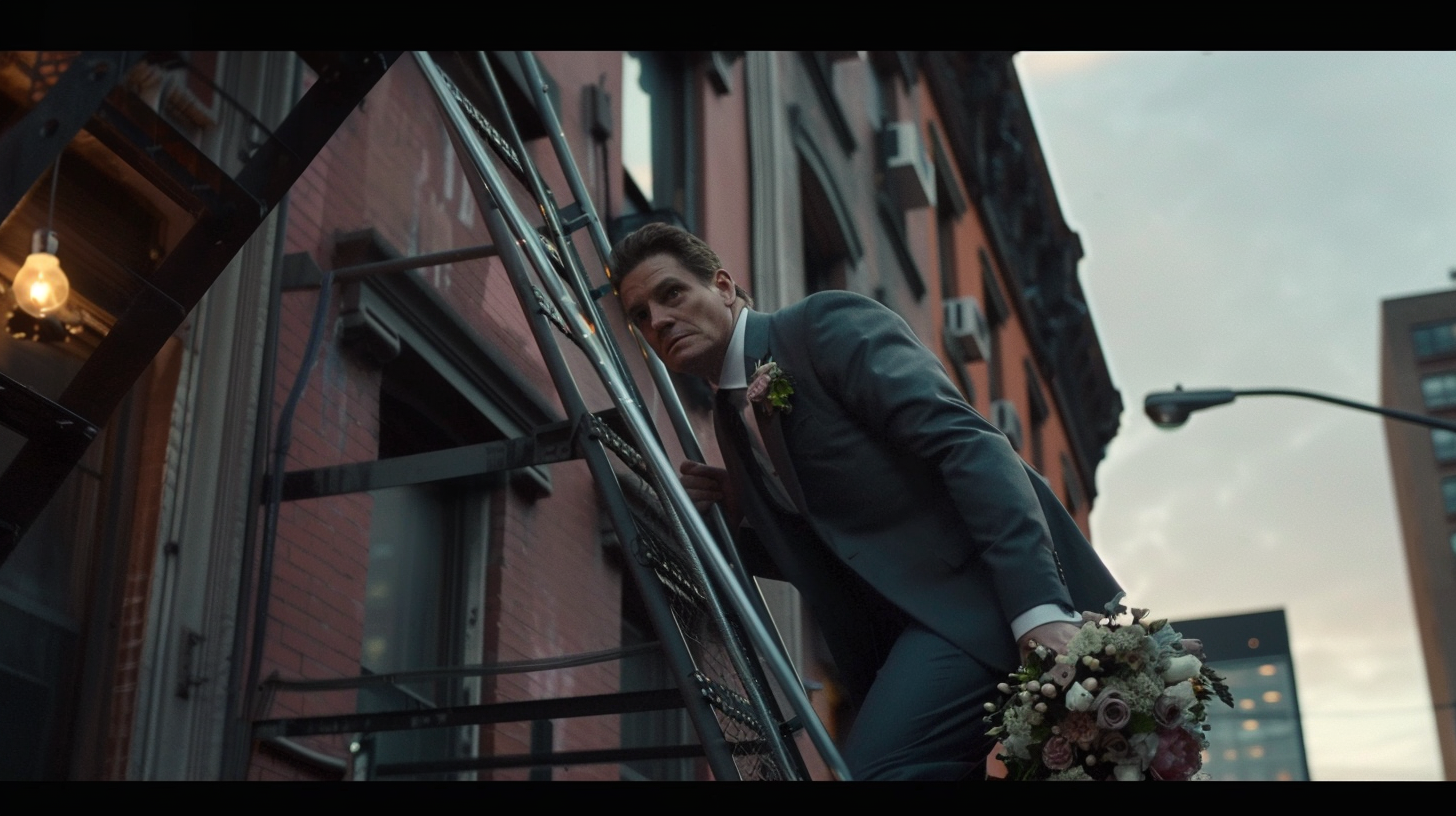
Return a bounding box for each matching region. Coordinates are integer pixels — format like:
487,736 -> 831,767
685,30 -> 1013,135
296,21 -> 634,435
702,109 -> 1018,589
0,50 -> 1120,780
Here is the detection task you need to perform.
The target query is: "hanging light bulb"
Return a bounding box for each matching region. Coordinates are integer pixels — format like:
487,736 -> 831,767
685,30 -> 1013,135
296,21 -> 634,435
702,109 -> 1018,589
13,228 -> 70,318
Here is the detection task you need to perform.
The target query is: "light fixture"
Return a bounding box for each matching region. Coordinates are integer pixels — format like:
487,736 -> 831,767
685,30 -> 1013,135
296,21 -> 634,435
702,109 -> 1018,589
1144,385 -> 1236,429
7,154 -> 84,343
14,228 -> 70,318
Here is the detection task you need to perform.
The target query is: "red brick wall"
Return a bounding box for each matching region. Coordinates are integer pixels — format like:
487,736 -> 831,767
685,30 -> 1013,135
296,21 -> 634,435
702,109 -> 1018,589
250,54 -> 629,780
918,98 -> 1094,538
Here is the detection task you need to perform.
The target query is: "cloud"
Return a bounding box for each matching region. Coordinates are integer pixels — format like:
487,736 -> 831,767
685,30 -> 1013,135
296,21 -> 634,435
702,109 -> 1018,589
1015,51 -> 1124,82
1019,51 -> 1456,779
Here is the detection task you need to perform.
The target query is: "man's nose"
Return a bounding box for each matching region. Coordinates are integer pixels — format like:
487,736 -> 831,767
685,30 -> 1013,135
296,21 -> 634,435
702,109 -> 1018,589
649,305 -> 673,331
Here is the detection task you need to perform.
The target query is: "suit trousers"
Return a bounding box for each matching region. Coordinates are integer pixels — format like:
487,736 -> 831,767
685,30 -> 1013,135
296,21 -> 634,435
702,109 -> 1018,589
841,621 -> 1004,781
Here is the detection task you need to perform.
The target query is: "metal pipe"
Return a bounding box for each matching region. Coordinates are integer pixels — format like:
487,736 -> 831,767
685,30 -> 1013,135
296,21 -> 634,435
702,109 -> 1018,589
475,52 -> 655,443
447,66 -> 796,777
519,50 -> 833,780
506,51 -> 806,775
475,202 -> 743,779
282,242 -> 498,290
416,51 -> 840,780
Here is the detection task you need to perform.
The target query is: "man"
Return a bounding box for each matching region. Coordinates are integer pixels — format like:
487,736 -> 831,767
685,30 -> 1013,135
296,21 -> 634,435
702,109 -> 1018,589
610,223 -> 1120,780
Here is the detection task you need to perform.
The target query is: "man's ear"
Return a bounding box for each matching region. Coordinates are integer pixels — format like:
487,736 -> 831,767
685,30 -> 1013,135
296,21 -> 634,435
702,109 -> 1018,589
713,269 -> 736,304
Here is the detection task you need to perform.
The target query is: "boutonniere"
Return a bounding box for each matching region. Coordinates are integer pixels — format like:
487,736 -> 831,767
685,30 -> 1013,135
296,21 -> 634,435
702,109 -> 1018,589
747,358 -> 794,415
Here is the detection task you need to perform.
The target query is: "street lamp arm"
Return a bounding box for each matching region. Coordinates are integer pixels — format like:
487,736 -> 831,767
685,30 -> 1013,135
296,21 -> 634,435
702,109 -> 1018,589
1231,388 -> 1456,433
1143,386 -> 1456,433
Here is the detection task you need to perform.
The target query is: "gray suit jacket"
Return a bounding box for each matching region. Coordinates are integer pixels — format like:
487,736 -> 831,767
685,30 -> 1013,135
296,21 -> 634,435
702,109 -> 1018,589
718,292 -> 1120,685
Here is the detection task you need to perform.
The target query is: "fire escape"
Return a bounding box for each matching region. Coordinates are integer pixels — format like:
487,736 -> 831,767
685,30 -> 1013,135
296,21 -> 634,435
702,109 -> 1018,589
0,51 -> 845,780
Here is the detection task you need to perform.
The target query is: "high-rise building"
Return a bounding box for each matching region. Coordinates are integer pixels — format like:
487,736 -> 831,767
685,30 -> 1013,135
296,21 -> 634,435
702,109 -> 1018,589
1380,287 -> 1456,780
1172,608 -> 1309,781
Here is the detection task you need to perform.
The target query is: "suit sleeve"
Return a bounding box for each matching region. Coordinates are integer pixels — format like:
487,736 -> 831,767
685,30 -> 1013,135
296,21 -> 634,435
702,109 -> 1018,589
795,292 -> 1074,624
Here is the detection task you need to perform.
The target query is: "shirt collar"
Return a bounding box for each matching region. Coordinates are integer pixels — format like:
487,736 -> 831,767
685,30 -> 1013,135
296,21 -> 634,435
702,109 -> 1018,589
716,306 -> 751,390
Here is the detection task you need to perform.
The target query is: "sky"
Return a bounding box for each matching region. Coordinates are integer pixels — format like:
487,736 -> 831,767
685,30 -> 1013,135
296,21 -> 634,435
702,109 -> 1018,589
1013,51 -> 1456,781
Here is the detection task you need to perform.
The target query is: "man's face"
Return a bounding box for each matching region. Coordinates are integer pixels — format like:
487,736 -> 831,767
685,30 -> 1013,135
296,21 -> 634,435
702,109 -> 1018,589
618,253 -> 737,381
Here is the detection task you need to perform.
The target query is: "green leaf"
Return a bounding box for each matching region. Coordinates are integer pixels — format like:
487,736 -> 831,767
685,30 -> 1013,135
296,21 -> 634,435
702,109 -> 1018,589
1128,712 -> 1157,734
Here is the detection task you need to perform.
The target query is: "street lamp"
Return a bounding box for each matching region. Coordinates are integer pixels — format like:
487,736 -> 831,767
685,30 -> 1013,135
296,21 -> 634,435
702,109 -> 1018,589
1144,386 -> 1456,433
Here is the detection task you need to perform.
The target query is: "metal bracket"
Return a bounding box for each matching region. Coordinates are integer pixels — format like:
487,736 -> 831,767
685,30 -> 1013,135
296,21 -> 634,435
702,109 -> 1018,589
175,627 -> 208,699
531,285 -> 571,337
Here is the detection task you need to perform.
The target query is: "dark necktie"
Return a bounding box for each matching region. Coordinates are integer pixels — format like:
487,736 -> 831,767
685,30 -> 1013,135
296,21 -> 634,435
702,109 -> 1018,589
715,388 -> 796,513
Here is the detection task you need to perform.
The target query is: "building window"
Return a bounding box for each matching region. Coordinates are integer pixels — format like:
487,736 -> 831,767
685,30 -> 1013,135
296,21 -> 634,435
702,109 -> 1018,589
791,105 -> 862,298
1025,358 -> 1049,473
1061,452 -> 1084,515
1413,320 -> 1456,360
358,384 -> 486,778
622,52 -> 693,226
1433,429 -> 1456,463
937,197 -> 958,302
802,156 -> 851,295
1443,476 -> 1456,515
982,250 -> 1008,402
1421,373 -> 1456,410
619,576 -> 693,781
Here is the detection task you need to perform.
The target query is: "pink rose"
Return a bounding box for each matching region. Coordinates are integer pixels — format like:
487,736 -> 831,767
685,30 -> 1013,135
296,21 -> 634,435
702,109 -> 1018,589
1099,731 -> 1132,763
746,372 -> 770,403
1094,689 -> 1131,731
1149,726 -> 1203,781
1181,639 -> 1205,660
1041,735 -> 1074,771
1154,694 -> 1184,727
1060,711 -> 1099,750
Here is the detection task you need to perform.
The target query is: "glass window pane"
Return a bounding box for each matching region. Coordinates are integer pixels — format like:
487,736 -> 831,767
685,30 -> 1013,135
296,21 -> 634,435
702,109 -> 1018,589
1433,429 -> 1456,462
621,51 -> 686,215
1414,321 -> 1456,360
621,52 -> 655,207
1423,373 -> 1456,410
1442,476 -> 1456,514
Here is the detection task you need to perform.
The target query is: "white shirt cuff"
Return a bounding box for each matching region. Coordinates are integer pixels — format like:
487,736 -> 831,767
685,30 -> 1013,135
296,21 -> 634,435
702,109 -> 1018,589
1010,603 -> 1080,643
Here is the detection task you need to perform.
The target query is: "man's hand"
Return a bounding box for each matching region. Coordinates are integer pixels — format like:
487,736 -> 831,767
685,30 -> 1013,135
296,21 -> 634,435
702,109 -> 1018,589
1018,620 -> 1081,665
679,461 -> 740,525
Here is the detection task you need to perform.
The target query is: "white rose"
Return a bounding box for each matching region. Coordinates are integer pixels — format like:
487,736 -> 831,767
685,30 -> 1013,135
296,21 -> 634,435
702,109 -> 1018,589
1064,681 -> 1094,712
1113,762 -> 1143,782
1163,679 -> 1197,708
1129,732 -> 1160,770
1162,654 -> 1203,684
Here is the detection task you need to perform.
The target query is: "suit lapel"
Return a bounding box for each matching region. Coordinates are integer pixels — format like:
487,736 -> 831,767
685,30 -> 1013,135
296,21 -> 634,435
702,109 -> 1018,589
743,312 -> 811,517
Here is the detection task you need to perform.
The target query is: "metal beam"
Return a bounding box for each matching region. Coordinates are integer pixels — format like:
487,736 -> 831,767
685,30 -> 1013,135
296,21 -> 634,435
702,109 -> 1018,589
373,744 -> 707,777
275,421 -> 571,501
262,642 -> 661,692
253,689 -> 685,740
0,51 -> 142,217
271,407 -> 635,501
281,242 -> 499,291
0,52 -> 400,569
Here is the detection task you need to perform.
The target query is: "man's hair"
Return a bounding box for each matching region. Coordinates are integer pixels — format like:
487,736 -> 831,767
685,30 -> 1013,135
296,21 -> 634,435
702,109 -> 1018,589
608,222 -> 753,307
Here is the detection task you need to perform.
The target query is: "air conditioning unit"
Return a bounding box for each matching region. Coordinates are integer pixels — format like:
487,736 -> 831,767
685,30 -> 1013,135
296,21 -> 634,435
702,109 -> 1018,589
943,296 -> 990,363
991,398 -> 1023,452
880,121 -> 935,210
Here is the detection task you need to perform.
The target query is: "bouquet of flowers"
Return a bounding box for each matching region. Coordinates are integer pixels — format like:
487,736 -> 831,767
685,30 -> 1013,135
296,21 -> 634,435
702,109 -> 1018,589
984,593 -> 1234,781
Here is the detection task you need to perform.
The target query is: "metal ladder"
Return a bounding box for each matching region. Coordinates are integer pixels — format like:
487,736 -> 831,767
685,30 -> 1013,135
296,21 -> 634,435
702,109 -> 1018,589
250,50 -> 850,781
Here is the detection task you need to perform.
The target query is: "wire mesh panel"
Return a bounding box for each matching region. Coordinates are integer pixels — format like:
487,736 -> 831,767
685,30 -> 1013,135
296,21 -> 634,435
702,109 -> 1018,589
415,52 -> 816,778
621,481 -> 787,781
